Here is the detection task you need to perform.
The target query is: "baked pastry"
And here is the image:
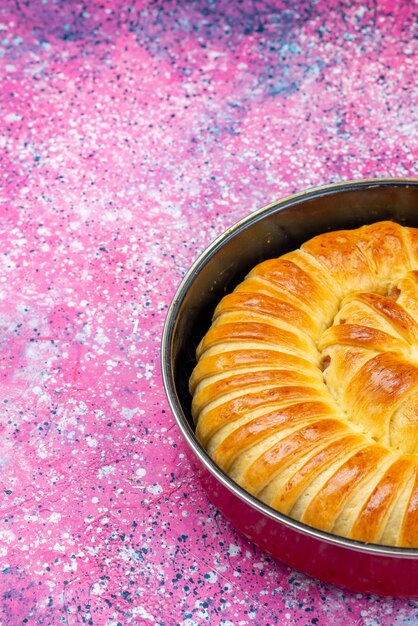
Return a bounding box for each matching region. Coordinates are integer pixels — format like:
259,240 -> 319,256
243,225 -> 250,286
189,221 -> 418,547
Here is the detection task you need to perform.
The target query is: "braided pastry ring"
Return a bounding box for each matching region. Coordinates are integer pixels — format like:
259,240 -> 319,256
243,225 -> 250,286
189,221 -> 418,547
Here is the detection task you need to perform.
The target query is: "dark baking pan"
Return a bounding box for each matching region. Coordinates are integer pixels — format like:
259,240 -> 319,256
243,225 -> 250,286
162,178 -> 418,597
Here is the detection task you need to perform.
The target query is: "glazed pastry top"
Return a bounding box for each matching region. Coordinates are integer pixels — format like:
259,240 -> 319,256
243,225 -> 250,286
189,221 -> 418,547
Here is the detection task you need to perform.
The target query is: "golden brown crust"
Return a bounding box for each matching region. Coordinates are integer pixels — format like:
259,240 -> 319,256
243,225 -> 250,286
189,221 -> 418,547
349,456 -> 417,543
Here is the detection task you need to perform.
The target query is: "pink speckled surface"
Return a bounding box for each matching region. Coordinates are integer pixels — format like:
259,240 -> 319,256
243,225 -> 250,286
1,0 -> 418,624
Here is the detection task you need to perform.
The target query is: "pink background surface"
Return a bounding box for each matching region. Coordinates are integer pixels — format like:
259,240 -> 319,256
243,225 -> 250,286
1,0 -> 418,624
